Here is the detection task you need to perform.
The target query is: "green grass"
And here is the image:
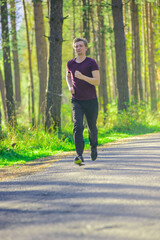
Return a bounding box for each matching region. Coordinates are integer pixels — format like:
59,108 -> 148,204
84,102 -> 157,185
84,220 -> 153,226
0,126 -> 75,167
1,103 -> 160,168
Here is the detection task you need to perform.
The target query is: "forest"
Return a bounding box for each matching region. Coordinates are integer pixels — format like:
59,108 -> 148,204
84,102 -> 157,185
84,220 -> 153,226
0,0 -> 160,167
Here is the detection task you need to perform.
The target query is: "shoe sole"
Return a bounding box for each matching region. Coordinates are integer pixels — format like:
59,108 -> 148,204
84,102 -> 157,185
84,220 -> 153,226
91,149 -> 97,161
91,154 -> 97,161
74,159 -> 85,166
74,159 -> 82,165
78,162 -> 85,166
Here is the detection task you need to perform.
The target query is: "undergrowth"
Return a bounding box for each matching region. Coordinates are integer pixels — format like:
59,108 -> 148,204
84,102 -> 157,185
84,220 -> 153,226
0,102 -> 160,167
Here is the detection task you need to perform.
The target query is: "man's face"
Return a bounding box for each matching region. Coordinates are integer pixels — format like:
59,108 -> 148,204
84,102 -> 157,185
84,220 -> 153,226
74,41 -> 88,56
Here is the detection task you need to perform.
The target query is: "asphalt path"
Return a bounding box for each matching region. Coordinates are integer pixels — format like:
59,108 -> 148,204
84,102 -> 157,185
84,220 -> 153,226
0,133 -> 160,240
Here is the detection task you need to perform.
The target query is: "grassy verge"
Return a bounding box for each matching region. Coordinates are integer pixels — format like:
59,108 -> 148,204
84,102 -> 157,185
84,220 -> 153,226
0,103 -> 160,168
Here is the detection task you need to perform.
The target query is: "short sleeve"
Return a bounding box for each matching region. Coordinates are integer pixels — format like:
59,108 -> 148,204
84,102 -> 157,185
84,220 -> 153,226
66,62 -> 71,73
90,59 -> 99,71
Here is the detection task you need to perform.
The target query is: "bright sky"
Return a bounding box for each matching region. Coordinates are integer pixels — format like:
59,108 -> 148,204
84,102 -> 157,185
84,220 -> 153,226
15,0 -> 24,30
0,0 -> 24,47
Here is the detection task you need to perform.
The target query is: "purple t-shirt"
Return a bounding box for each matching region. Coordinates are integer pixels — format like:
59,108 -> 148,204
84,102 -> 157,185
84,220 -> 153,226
67,57 -> 99,100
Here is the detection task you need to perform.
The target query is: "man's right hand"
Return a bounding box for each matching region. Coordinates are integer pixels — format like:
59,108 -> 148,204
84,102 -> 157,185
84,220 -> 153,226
69,87 -> 75,94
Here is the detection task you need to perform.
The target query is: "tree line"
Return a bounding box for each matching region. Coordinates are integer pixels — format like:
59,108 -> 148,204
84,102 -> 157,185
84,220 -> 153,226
0,0 -> 159,133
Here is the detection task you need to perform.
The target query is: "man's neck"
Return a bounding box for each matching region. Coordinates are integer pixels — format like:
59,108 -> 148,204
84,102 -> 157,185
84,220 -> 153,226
75,55 -> 86,63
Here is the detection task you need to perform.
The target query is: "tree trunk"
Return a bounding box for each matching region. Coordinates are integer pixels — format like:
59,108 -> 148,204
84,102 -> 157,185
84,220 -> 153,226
45,0 -> 63,131
0,69 -> 7,121
22,0 -> 35,126
107,10 -> 117,100
97,0 -> 108,115
143,3 -> 149,103
146,2 -> 157,111
72,0 -> 76,58
0,0 -> 16,126
33,0 -> 47,123
130,0 -> 138,103
141,2 -> 148,102
0,107 -> 2,138
123,1 -> 131,99
112,0 -> 129,111
82,0 -> 90,55
149,4 -> 157,110
10,0 -> 21,107
131,0 -> 143,103
90,0 -> 98,62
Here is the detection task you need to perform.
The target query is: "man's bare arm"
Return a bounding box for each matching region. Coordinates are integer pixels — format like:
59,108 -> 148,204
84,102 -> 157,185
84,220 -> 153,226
66,72 -> 75,94
75,70 -> 100,86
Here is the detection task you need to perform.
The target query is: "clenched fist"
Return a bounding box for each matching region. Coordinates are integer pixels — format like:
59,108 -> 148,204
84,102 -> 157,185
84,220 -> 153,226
75,70 -> 84,80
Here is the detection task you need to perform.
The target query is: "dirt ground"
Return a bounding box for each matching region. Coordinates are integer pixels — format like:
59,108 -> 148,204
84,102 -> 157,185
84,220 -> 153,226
0,152 -> 74,182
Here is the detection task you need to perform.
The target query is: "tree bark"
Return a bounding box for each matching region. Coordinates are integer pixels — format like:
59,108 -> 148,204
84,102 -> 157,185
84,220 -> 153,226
112,0 -> 129,111
82,0 -> 90,55
0,0 -> 16,126
72,0 -> 76,58
0,107 -> 2,138
130,0 -> 138,103
130,0 -> 143,103
141,2 -> 148,102
33,0 -> 47,123
22,0 -> 35,126
97,0 -> 108,114
146,2 -> 157,111
90,0 -> 98,61
0,69 -> 7,121
45,0 -> 63,131
149,4 -> 157,110
107,10 -> 117,100
10,0 -> 21,107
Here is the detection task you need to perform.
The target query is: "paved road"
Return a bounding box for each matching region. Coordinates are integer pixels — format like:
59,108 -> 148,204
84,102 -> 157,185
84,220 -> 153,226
0,133 -> 160,240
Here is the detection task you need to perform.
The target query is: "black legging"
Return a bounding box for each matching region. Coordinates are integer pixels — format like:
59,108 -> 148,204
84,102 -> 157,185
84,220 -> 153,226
72,98 -> 98,157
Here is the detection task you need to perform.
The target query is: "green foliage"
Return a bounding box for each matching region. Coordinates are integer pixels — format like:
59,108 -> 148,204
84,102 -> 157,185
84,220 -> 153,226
110,103 -> 160,134
0,125 -> 74,168
1,103 -> 160,168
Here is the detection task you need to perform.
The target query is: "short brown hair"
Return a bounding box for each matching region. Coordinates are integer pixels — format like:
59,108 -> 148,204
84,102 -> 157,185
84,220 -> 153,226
73,37 -> 88,47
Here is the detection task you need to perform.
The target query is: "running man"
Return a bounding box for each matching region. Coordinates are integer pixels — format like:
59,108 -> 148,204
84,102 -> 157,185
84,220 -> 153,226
66,37 -> 100,165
